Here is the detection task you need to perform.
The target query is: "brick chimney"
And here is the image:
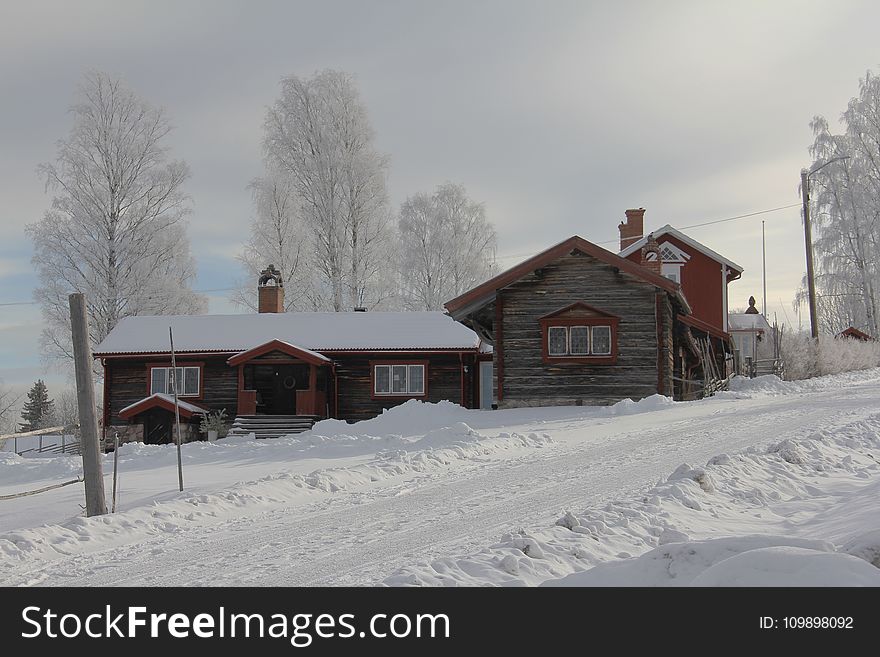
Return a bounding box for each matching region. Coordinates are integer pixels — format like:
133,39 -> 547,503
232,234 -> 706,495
640,234 -> 662,277
619,208 -> 645,252
258,264 -> 284,313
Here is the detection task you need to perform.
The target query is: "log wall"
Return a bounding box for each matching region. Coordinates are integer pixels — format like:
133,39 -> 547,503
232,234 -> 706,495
491,251 -> 664,407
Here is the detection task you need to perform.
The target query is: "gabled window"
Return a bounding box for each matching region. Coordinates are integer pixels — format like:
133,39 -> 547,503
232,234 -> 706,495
148,365 -> 201,397
372,362 -> 427,397
538,302 -> 620,364
658,241 -> 690,263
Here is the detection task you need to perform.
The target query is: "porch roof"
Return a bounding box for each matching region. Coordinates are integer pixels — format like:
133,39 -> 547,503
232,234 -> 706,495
119,393 -> 208,421
227,339 -> 333,367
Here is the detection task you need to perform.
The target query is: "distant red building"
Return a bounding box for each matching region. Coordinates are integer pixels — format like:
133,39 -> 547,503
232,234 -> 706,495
617,208 -> 743,335
837,326 -> 874,341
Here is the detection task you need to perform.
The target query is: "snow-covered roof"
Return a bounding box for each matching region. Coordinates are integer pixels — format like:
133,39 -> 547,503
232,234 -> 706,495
619,225 -> 744,274
95,311 -> 482,356
119,393 -> 207,417
728,313 -> 771,332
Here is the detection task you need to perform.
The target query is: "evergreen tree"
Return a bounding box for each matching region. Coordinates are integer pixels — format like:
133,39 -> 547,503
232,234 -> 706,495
19,380 -> 55,432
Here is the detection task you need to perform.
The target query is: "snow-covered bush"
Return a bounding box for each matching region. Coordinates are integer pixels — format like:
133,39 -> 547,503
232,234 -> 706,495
780,330 -> 880,380
199,409 -> 229,439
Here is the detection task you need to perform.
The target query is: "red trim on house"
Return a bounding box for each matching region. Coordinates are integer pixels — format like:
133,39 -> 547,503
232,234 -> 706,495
119,395 -> 208,421
445,235 -> 682,315
368,360 -> 430,400
538,301 -> 622,322
333,364 -> 339,419
96,347 -> 481,359
101,359 -> 109,441
145,362 -> 206,400
539,317 -> 620,365
495,292 -> 504,402
227,340 -> 331,367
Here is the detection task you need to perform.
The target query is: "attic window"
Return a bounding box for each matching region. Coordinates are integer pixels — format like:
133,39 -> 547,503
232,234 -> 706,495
660,246 -> 677,261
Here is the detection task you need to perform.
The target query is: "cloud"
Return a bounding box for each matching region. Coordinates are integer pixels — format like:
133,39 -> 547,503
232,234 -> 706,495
0,0 -> 878,365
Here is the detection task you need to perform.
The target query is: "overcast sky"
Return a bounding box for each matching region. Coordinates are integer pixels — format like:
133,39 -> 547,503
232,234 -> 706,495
1,0 -> 878,393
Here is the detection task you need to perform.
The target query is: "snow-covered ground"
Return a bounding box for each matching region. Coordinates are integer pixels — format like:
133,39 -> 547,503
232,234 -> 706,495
1,370 -> 879,586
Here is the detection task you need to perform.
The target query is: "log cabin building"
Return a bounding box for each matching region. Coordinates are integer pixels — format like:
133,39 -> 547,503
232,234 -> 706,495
445,208 -> 742,407
95,265 -> 490,444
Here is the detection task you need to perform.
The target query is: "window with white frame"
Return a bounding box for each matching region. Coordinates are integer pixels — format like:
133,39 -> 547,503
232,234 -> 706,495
661,264 -> 680,283
373,364 -> 425,396
150,366 -> 200,397
547,326 -> 613,357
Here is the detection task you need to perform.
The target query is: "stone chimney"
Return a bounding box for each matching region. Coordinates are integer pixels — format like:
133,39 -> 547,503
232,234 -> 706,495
619,208 -> 645,252
640,233 -> 662,277
258,264 -> 284,313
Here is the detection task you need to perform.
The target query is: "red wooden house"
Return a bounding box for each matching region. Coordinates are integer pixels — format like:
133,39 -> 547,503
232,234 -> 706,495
95,266 -> 489,444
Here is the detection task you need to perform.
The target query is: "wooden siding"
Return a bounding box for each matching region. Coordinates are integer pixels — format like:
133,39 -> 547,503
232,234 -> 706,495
492,251 -> 662,406
106,351 -> 477,428
106,355 -> 238,426
334,352 -> 467,422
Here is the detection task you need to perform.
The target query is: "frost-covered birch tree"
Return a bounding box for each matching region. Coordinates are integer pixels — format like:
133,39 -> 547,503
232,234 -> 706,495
234,170 -> 316,311
27,72 -> 205,365
262,70 -> 393,311
397,183 -> 497,310
799,70 -> 880,336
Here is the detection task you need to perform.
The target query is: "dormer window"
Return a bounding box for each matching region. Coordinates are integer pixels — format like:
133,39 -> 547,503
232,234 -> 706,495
657,241 -> 690,284
539,302 -> 620,364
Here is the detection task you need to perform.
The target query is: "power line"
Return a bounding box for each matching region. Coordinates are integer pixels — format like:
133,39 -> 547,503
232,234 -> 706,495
495,202 -> 802,261
0,202 -> 803,305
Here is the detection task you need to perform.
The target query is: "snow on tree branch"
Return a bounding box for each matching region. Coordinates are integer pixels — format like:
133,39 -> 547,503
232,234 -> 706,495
27,71 -> 206,369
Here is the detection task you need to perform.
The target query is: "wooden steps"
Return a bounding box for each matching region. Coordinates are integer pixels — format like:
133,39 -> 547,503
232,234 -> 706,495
227,415 -> 319,439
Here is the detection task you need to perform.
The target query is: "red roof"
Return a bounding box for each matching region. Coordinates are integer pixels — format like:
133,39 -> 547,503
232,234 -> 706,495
118,394 -> 208,421
445,235 -> 690,317
227,339 -> 333,367
837,326 -> 874,341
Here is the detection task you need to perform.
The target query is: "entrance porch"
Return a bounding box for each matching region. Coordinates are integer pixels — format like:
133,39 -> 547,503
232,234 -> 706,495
227,339 -> 333,418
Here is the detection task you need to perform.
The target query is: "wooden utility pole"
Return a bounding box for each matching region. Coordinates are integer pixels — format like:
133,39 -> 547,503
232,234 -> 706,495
69,293 -> 107,516
169,327 -> 184,492
801,170 -> 819,339
800,156 -> 850,340
112,431 -> 120,513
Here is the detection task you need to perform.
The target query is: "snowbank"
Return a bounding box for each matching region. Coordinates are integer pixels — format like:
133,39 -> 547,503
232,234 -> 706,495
721,367 -> 880,398
385,411 -> 880,586
545,537 -> 880,587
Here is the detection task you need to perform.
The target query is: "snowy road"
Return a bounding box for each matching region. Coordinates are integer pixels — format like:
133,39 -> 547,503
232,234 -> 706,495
4,374 -> 880,586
